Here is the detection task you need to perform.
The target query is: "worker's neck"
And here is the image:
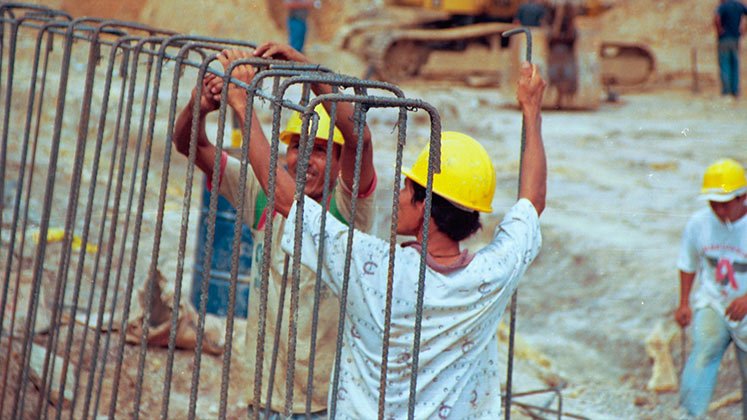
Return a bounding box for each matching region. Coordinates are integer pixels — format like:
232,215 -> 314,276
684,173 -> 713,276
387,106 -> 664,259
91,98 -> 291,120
717,204 -> 747,224
729,205 -> 747,222
416,222 -> 461,259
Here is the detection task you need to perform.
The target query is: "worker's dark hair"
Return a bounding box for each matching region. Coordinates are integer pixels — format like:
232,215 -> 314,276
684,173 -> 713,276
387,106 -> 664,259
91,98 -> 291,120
410,181 -> 481,242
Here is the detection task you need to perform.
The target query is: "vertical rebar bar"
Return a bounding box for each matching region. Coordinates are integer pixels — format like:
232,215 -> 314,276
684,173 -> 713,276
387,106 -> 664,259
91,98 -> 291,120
406,107 -> 441,420
283,100 -> 318,418
305,97 -> 338,419
377,103 -> 408,420
0,17 -> 58,419
88,38 -> 136,419
501,27 -> 532,420
50,21 -> 112,419
12,17 -> 77,420
251,71 -> 283,420
72,30 -> 140,420
108,35 -> 163,420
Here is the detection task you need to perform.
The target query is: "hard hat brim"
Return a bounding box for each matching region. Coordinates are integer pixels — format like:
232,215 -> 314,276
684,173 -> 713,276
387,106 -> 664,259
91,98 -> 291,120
279,131 -> 343,146
402,170 -> 493,213
699,187 -> 747,202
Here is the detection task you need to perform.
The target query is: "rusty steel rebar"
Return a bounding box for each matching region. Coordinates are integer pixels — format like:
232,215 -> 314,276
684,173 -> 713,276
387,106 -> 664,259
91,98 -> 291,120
502,26 -> 532,420
0,6 -> 556,420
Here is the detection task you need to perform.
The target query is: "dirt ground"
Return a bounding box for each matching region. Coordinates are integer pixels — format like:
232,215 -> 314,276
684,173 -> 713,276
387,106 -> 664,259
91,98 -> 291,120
3,0 -> 747,419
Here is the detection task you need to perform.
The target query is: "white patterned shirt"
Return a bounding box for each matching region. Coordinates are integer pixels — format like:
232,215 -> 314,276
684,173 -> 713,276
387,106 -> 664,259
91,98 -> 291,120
218,154 -> 374,412
282,197 -> 542,419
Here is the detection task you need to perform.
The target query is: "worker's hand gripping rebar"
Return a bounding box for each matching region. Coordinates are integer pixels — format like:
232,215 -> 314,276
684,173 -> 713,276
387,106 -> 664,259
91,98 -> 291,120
501,26 -> 532,420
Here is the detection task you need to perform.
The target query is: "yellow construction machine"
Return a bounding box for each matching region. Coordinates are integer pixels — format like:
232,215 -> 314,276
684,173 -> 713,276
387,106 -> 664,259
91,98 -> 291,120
338,0 -> 655,109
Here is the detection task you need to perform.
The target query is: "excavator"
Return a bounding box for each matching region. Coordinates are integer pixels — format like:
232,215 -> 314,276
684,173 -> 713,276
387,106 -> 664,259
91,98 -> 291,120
337,0 -> 655,109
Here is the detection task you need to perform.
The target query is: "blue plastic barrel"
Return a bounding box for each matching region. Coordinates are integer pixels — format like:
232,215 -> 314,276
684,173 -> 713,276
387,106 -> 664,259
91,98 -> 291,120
192,175 -> 253,318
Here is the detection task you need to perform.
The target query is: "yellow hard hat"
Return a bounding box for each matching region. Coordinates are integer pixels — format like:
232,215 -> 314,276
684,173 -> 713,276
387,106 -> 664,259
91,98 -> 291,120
279,104 -> 345,146
402,131 -> 496,213
700,158 -> 747,202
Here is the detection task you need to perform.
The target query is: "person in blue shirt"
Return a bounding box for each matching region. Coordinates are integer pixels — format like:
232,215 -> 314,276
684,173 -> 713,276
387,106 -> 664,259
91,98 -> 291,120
714,0 -> 747,97
515,0 -> 548,27
284,0 -> 318,53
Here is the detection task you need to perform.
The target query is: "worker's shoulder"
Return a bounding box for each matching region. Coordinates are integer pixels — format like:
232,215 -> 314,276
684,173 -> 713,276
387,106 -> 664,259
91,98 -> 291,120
687,207 -> 716,227
718,0 -> 747,14
510,198 -> 541,223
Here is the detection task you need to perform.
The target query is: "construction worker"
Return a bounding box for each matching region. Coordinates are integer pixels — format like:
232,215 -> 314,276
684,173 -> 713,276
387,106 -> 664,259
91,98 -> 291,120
172,43 -> 376,418
547,1 -> 578,109
675,158 -> 747,418
220,46 -> 546,417
515,0 -> 548,27
284,0 -> 319,52
714,0 -> 747,98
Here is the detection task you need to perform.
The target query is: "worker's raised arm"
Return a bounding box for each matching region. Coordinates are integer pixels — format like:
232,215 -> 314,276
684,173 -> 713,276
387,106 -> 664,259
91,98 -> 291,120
253,42 -> 376,195
516,62 -> 547,215
217,49 -> 297,217
172,73 -> 223,179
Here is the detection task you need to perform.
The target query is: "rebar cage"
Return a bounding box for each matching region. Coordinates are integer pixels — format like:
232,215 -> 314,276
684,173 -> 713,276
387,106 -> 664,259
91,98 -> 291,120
0,2 -> 447,419
0,3 -> 571,420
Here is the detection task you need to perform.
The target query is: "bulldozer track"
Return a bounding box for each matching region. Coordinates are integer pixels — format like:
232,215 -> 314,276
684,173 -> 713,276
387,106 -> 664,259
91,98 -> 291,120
368,22 -> 516,82
341,2 -> 656,109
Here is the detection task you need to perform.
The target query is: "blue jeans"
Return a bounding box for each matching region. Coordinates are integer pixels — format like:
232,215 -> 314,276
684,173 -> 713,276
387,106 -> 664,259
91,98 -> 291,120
680,306 -> 747,417
287,15 -> 308,53
718,38 -> 740,97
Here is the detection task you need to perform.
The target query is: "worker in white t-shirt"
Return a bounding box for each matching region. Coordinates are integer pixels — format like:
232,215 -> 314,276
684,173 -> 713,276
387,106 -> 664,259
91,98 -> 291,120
675,158 -> 747,418
263,61 -> 544,418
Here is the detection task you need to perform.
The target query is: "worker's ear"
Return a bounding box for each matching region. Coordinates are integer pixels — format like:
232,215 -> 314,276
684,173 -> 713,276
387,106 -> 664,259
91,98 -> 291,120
415,197 -> 427,222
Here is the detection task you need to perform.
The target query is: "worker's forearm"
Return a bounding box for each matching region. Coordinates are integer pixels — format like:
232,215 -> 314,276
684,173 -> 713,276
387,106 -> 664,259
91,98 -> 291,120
174,100 -> 216,179
233,105 -> 295,217
311,83 -> 375,192
679,271 -> 695,307
173,100 -> 197,155
338,108 -> 374,193
311,83 -> 372,149
518,110 -> 547,215
340,136 -> 374,194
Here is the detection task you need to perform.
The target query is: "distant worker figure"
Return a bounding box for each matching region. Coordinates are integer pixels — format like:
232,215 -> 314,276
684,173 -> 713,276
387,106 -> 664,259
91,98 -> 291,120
515,0 -> 548,27
546,1 -> 578,108
714,0 -> 747,98
284,0 -> 319,52
675,158 -> 747,418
